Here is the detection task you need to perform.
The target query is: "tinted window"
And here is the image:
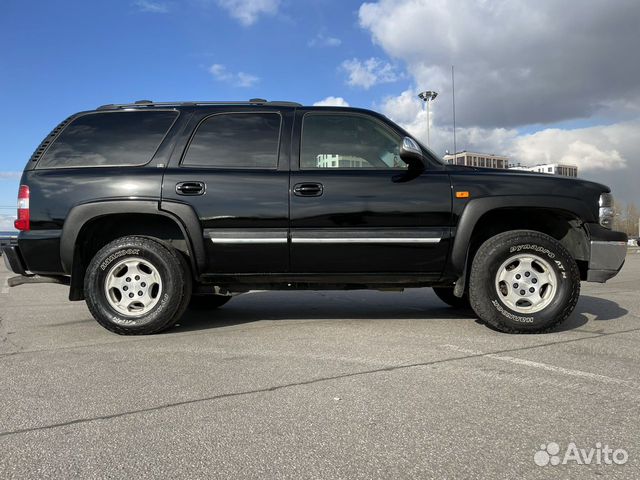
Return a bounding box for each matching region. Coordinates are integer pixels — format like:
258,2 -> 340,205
183,113 -> 281,168
301,114 -> 405,170
38,111 -> 178,168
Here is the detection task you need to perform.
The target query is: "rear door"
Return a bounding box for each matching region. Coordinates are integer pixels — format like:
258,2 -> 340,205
162,106 -> 293,273
289,109 -> 452,275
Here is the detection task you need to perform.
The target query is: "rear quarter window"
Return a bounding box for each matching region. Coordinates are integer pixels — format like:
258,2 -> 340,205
37,110 -> 178,168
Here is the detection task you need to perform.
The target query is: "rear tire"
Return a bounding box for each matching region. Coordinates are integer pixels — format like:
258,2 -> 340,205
84,236 -> 192,335
469,230 -> 580,333
432,287 -> 471,309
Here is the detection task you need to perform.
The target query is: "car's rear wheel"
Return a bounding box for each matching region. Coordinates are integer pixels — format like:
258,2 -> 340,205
469,230 -> 580,333
432,287 -> 471,309
188,294 -> 232,310
84,236 -> 192,335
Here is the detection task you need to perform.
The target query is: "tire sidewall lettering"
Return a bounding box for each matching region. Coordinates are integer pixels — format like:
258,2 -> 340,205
99,248 -> 141,271
491,299 -> 534,323
508,244 -> 565,281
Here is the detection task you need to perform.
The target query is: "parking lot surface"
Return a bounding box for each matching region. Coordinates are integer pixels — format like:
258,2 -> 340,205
1,253 -> 639,479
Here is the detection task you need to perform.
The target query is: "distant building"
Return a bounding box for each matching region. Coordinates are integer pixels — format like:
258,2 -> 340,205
442,151 -> 509,169
509,163 -> 578,177
316,154 -> 368,168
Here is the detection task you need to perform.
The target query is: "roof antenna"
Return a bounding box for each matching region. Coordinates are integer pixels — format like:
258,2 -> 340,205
451,65 -> 457,155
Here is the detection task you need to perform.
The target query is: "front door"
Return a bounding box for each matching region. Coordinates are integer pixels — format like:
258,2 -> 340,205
289,110 -> 452,274
162,107 -> 292,273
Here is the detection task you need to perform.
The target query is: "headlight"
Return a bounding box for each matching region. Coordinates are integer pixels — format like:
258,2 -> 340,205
599,193 -> 614,229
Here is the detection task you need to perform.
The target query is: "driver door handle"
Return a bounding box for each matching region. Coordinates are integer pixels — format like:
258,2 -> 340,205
293,182 -> 323,197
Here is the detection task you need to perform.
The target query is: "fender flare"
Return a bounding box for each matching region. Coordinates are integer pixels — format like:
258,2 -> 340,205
449,195 -> 594,274
60,199 -> 206,275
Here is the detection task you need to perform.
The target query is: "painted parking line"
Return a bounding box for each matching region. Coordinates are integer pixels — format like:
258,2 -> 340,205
441,344 -> 640,390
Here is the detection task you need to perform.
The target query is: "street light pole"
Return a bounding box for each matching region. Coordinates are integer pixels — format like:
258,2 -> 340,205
418,90 -> 438,147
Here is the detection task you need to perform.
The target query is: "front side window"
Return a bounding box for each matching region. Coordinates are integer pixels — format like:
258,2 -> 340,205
182,113 -> 281,168
300,114 -> 406,170
38,111 -> 178,168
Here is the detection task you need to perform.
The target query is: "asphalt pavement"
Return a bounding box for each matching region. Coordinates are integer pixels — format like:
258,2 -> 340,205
1,252 -> 639,479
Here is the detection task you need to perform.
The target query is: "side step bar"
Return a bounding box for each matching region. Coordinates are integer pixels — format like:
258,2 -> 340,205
7,275 -> 70,287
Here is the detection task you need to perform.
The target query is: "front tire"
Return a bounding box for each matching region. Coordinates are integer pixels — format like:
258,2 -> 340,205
469,230 -> 580,333
84,236 -> 192,335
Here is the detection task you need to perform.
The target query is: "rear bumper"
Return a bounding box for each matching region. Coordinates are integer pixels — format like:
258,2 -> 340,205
3,244 -> 70,287
585,223 -> 627,283
2,245 -> 28,275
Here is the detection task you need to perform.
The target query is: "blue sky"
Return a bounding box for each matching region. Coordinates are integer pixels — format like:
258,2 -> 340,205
0,0 -> 388,152
0,0 -> 397,223
1,0 -> 639,228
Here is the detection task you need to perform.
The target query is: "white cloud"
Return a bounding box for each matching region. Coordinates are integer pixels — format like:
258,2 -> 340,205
512,127 -> 629,171
377,86 -> 640,204
341,57 -> 401,89
208,64 -> 259,87
0,213 -> 16,231
313,96 -> 350,107
133,0 -> 169,13
360,1 -> 640,203
381,88 -> 635,173
216,0 -> 280,26
308,33 -> 341,48
378,89 -> 422,124
359,0 -> 640,127
0,172 -> 21,179
379,88 -> 515,155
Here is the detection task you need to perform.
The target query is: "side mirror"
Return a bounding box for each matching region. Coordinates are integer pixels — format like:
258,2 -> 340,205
399,137 -> 425,171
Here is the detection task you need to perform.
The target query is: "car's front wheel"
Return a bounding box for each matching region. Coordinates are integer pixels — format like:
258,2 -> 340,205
84,236 -> 192,335
469,230 -> 580,333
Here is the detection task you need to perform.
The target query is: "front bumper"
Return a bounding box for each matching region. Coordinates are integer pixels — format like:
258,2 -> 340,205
585,223 -> 627,283
587,241 -> 627,282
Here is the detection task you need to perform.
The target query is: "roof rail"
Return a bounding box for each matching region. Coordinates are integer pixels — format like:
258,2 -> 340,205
97,99 -> 302,110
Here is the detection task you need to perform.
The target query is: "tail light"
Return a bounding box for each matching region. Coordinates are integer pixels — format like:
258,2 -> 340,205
14,185 -> 30,231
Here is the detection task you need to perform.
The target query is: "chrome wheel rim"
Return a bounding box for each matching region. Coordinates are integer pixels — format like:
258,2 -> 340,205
495,253 -> 557,314
104,257 -> 162,317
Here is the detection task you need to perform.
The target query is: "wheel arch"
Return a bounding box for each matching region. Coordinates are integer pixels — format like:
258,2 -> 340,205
449,196 -> 594,295
62,200 -> 205,300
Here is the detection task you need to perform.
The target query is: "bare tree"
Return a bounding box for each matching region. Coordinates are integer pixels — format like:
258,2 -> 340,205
613,200 -> 639,237
625,201 -> 639,237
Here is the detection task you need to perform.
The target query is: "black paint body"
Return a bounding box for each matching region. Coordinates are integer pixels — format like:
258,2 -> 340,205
13,102 -> 621,293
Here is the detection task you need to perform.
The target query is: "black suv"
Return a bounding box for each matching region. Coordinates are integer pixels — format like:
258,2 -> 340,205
2,99 -> 627,334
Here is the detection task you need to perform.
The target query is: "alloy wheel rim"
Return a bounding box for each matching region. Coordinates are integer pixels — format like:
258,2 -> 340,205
104,257 -> 163,317
494,253 -> 557,314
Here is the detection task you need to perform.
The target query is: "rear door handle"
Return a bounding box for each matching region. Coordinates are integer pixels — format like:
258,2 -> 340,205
293,182 -> 323,197
176,181 -> 205,195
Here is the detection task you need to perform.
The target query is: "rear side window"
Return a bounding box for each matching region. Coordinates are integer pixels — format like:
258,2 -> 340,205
37,111 -> 178,168
182,112 -> 281,168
